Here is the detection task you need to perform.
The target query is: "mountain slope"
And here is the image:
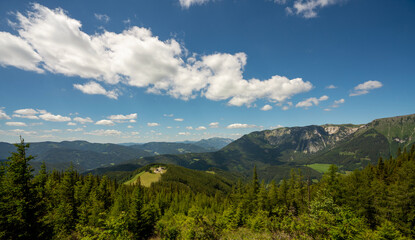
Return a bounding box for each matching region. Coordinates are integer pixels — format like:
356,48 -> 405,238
113,114 -> 415,182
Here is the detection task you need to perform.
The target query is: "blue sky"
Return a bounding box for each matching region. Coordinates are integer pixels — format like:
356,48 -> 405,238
0,0 -> 414,143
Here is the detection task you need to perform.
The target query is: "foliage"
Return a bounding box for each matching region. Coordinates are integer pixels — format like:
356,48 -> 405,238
1,140 -> 415,239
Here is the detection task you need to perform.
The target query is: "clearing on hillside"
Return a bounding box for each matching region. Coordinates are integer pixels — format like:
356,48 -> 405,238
305,163 -> 334,174
124,166 -> 167,187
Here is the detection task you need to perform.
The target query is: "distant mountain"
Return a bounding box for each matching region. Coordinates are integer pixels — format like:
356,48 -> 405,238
0,141 -> 152,172
193,137 -> 233,151
0,138 -> 234,172
109,114 -> 415,182
129,142 -> 212,155
127,137 -> 234,154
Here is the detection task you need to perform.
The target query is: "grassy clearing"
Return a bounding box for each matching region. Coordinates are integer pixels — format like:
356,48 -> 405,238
305,163 -> 333,174
124,170 -> 165,187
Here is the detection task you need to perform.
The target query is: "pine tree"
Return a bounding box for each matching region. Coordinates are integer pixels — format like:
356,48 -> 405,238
0,137 -> 43,239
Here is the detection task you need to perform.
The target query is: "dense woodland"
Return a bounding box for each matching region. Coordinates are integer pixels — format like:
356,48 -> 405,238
1,138 -> 415,239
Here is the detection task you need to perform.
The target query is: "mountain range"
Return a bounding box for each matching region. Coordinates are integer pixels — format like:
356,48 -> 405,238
99,114 -> 415,182
0,137 -> 233,172
2,114 -> 414,182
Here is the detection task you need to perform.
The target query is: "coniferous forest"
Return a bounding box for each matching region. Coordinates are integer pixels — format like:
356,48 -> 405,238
1,138 -> 415,239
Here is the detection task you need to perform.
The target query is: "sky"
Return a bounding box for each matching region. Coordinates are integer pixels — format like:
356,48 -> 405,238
0,0 -> 414,143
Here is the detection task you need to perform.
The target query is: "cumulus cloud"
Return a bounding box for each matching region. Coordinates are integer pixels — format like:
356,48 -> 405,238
0,32 -> 43,73
128,125 -> 133,129
0,4 -> 313,107
196,126 -> 206,130
107,113 -> 137,123
164,114 -> 174,117
67,128 -> 83,132
95,119 -> 115,126
186,126 -> 193,130
270,125 -> 284,129
6,122 -> 27,127
178,132 -> 191,136
74,81 -> 119,99
296,95 -> 329,108
84,129 -> 121,136
108,113 -> 137,120
350,80 -> 383,96
326,84 -> 337,89
174,118 -> 184,122
330,98 -> 345,108
94,13 -> 110,23
261,104 -> 273,111
39,112 -> 71,122
0,109 -> 11,119
74,117 -> 93,124
278,0 -> 345,18
179,0 -> 211,9
226,123 -> 257,129
12,108 -> 39,119
209,122 -> 219,128
147,122 -> 159,127
9,129 -> 37,135
44,129 -> 61,133
67,122 -> 77,126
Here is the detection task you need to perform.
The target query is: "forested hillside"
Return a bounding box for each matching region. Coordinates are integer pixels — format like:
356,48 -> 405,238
1,138 -> 415,239
117,114 -> 415,182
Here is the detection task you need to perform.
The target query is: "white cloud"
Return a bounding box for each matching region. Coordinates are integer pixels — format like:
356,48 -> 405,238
44,129 -> 61,133
179,0 -> 211,9
350,80 -> 383,96
95,119 -> 115,126
74,117 -> 93,124
329,98 -> 345,108
178,132 -> 191,136
12,108 -> 39,119
261,104 -> 273,111
94,13 -> 110,23
174,118 -> 184,122
74,81 -> 119,99
6,122 -> 27,127
196,126 -> 206,130
84,129 -> 121,136
13,114 -> 39,119
326,84 -> 337,89
108,113 -> 137,121
147,122 -> 159,127
67,128 -> 83,132
186,126 -> 193,130
0,32 -> 43,73
131,131 -> 139,135
0,4 -> 313,107
10,129 -> 37,135
209,122 -> 219,128
0,109 -> 11,119
67,122 -> 76,126
164,114 -> 174,117
296,95 -> 329,108
202,53 -> 313,106
226,123 -> 257,129
39,112 -> 71,122
129,119 -> 136,123
127,125 -> 133,129
281,0 -> 344,18
270,125 -> 284,129
14,108 -> 38,115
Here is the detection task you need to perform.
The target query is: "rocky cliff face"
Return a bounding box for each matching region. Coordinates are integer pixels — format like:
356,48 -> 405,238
262,124 -> 362,154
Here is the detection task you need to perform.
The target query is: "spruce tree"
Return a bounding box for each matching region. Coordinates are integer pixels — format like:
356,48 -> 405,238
0,137 -> 42,239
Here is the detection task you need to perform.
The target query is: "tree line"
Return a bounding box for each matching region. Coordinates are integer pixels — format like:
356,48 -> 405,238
1,138 -> 414,239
